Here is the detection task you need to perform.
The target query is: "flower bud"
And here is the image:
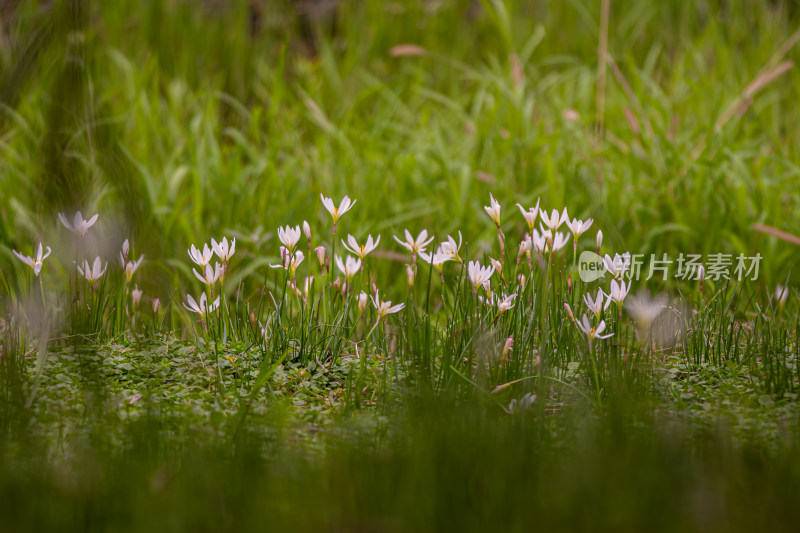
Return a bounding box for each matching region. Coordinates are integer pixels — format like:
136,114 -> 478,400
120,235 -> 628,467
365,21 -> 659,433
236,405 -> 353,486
482,279 -> 491,295
332,276 -> 341,292
564,302 -> 575,322
303,221 -> 311,240
697,264 -> 705,283
358,291 -> 368,313
131,286 -> 142,308
596,230 -> 603,250
568,275 -> 572,297
406,264 -> 415,288
153,298 -> 161,314
517,273 -> 526,287
120,239 -> 130,266
489,256 -> 502,274
315,246 -> 327,269
502,336 -> 514,360
280,246 -> 289,268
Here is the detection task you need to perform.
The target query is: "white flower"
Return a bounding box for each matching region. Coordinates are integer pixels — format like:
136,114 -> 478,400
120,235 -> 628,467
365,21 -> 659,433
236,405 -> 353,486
58,211 -> 99,237
584,288 -> 611,316
335,255 -> 361,279
321,194 -> 356,224
608,279 -> 630,305
370,290 -> 405,320
271,248 -> 305,276
539,207 -> 569,232
531,228 -> 569,254
596,230 -> 603,250
531,229 -> 548,254
625,291 -> 667,325
278,225 -> 302,252
565,217 -> 594,242
394,229 -> 434,255
211,237 -> 236,262
188,243 -> 213,267
303,221 -> 311,240
603,252 -> 631,279
358,291 -> 369,313
484,193 -> 502,226
550,232 -> 570,253
438,232 -> 463,263
576,314 -> 614,340
497,293 -> 517,313
78,257 -> 108,283
342,234 -> 380,261
516,199 -> 540,233
467,260 -> 495,289
419,248 -> 449,269
123,255 -> 144,282
183,293 -> 220,318
13,243 -> 52,276
518,235 -> 532,255
776,285 -> 789,305
193,262 -> 222,286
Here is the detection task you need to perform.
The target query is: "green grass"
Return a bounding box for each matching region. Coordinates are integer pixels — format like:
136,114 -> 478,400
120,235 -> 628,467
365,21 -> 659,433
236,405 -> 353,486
1,0 -> 800,531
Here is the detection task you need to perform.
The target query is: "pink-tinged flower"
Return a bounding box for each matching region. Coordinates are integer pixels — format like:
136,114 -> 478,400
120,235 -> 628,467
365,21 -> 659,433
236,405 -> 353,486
394,229 -> 434,255
131,286 -> 143,308
270,248 -> 305,277
603,252 -> 631,279
183,293 -> 220,318
497,293 -> 517,314
193,262 -> 222,286
438,232 -> 463,263
119,239 -> 130,266
315,246 -> 327,268
583,288 -> 610,316
565,217 -> 594,242
539,207 -> 569,232
278,225 -> 302,252
335,255 -> 361,280
484,193 -> 502,226
370,290 -> 405,321
123,255 -> 144,283
625,290 -> 667,325
13,243 -> 52,276
78,257 -> 108,283
212,237 -> 236,262
320,194 -> 356,224
342,234 -> 380,261
576,314 -> 614,340
58,211 -> 99,237
550,232 -> 570,253
608,279 -> 630,305
467,260 -> 495,289
516,199 -> 540,233
188,243 -> 213,267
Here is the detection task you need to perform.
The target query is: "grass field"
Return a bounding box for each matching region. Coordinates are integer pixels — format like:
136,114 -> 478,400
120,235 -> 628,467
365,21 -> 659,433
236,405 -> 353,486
2,0 -> 800,531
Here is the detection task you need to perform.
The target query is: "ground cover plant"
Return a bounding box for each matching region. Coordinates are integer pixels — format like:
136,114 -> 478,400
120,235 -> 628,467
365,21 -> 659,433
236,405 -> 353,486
1,0 -> 800,531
